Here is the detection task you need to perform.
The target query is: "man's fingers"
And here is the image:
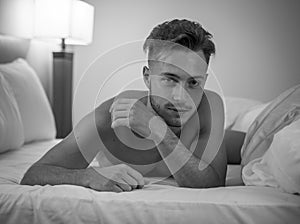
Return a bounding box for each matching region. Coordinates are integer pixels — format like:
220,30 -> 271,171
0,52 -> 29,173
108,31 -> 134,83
110,103 -> 131,113
111,118 -> 130,128
115,98 -> 138,104
111,185 -> 123,193
122,174 -> 138,189
109,98 -> 138,112
111,110 -> 129,121
114,179 -> 132,191
124,166 -> 145,187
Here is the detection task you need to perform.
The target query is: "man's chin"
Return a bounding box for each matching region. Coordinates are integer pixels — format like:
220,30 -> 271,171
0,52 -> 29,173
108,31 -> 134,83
167,122 -> 182,128
165,118 -> 185,128
164,112 -> 193,126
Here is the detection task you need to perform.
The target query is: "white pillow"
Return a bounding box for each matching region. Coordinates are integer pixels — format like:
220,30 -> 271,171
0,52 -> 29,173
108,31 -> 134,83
242,119 -> 300,194
266,119 -> 300,194
224,97 -> 262,130
231,103 -> 269,132
0,72 -> 24,153
0,58 -> 56,143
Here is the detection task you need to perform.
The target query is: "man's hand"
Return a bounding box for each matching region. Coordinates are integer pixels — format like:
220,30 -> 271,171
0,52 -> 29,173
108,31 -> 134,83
83,164 -> 145,192
109,98 -> 167,142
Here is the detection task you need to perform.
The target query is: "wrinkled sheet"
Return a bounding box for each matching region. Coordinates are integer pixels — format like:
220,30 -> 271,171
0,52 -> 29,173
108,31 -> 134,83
0,140 -> 299,224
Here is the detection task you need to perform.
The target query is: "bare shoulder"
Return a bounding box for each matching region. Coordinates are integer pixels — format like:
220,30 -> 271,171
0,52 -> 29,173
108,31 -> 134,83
204,90 -> 225,131
201,90 -> 224,117
204,90 -> 225,120
198,90 -> 225,132
198,90 -> 224,114
204,89 -> 224,108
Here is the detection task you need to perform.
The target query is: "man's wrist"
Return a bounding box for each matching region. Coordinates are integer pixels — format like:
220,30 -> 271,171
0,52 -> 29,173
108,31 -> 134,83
147,116 -> 168,143
75,168 -> 90,187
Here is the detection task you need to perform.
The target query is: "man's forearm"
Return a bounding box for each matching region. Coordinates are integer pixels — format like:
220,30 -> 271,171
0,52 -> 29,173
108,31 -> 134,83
154,129 -> 224,188
20,164 -> 87,187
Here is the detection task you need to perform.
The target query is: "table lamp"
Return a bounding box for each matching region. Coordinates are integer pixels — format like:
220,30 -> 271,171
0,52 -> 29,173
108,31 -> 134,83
34,0 -> 94,138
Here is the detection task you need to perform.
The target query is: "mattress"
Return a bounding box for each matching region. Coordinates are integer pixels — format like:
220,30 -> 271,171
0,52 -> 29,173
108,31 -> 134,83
0,140 -> 299,224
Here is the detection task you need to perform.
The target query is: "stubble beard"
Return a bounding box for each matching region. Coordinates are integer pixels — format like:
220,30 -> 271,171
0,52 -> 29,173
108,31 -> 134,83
149,89 -> 182,128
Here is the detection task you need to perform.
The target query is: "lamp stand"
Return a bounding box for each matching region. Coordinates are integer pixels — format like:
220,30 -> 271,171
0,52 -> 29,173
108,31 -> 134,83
52,51 -> 73,138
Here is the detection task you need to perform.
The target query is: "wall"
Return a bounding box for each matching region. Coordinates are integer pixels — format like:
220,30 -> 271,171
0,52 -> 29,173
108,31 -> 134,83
1,0 -> 300,125
73,0 -> 300,124
0,0 -> 61,103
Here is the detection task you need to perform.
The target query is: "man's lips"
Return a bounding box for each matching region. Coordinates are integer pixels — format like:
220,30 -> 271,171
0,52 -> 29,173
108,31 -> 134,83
167,107 -> 191,112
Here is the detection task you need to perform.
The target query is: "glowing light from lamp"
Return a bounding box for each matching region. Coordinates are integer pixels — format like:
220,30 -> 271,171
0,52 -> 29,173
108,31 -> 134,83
34,0 -> 94,45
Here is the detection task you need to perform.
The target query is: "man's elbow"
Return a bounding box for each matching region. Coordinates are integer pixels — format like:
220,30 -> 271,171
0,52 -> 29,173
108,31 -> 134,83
20,175 -> 31,185
20,173 -> 32,185
20,165 -> 39,185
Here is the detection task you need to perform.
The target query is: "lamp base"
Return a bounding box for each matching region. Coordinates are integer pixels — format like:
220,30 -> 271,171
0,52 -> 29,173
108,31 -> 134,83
52,51 -> 73,138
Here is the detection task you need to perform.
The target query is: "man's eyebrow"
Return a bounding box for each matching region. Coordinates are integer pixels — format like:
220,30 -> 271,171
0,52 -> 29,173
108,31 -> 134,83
188,75 -> 206,80
160,72 -> 206,79
159,72 -> 181,79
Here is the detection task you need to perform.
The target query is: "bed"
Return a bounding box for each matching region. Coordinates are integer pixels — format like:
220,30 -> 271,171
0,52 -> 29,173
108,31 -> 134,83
0,34 -> 299,224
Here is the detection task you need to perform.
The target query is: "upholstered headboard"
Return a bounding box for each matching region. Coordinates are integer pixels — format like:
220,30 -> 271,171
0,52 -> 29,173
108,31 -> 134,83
0,34 -> 52,102
0,34 -> 30,63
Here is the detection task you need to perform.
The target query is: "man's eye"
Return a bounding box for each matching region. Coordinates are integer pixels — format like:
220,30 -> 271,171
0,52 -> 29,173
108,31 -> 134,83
161,77 -> 176,84
189,80 -> 200,88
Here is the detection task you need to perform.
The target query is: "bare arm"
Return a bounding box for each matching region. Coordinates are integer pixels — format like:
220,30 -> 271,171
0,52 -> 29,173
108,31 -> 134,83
20,109 -> 103,186
224,129 -> 245,164
21,99 -> 144,192
154,129 -> 226,188
152,91 -> 227,188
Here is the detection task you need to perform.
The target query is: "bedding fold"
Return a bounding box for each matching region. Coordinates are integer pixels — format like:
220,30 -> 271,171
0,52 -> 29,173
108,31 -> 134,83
241,84 -> 300,194
241,84 -> 300,165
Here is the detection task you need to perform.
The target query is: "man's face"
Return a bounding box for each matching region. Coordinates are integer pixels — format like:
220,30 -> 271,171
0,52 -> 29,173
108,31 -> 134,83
145,49 -> 208,127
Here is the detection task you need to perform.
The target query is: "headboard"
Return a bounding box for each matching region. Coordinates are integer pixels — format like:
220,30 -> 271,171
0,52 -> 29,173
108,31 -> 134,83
0,34 -> 52,102
0,34 -> 30,63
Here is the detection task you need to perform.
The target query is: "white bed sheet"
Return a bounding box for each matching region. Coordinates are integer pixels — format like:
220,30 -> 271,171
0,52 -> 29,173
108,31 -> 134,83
0,140 -> 299,224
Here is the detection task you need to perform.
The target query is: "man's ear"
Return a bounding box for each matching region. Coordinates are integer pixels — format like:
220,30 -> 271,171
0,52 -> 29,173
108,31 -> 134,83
143,66 -> 150,89
201,73 -> 208,89
204,73 -> 208,82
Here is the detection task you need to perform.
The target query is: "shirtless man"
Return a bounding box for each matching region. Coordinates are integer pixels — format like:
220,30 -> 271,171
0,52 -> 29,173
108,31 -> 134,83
21,19 -> 245,192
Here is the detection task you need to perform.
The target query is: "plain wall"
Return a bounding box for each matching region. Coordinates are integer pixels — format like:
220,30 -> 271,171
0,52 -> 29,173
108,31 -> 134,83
1,0 -> 300,125
73,0 -> 300,123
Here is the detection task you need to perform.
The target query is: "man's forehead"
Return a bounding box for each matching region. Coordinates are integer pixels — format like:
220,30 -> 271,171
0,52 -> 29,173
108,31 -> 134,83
150,49 -> 208,78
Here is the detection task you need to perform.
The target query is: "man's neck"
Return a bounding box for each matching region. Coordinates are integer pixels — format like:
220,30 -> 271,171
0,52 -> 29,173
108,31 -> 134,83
168,126 -> 181,137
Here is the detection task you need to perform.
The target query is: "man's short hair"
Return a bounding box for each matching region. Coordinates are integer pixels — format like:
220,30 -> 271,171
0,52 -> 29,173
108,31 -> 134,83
143,19 -> 215,65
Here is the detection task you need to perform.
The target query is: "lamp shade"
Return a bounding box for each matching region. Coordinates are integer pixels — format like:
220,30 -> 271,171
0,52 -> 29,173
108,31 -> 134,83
34,0 -> 94,45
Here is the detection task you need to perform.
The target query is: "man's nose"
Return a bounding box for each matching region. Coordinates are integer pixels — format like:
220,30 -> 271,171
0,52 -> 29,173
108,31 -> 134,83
172,84 -> 186,101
